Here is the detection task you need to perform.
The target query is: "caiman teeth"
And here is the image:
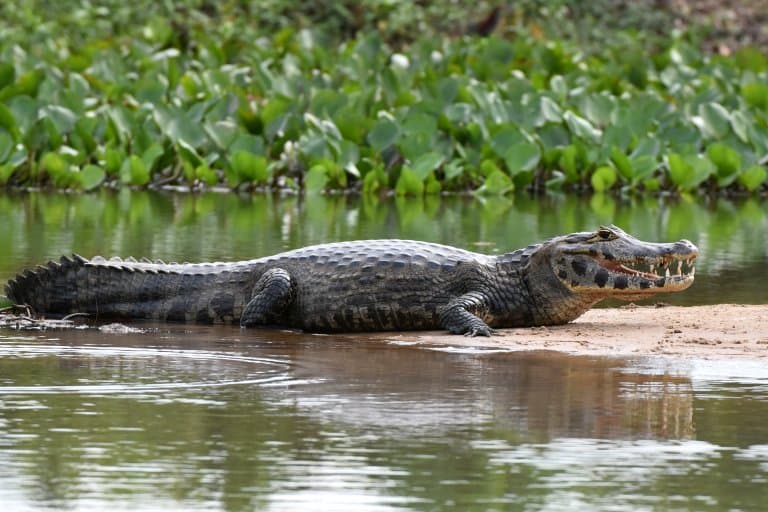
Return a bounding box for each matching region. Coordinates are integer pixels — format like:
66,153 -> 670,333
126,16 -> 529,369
599,255 -> 697,281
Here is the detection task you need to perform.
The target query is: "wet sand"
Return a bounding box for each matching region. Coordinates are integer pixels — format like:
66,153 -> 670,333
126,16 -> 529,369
376,304 -> 768,359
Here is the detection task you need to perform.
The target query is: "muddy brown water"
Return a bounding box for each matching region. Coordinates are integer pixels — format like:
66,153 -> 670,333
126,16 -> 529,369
1,191 -> 768,510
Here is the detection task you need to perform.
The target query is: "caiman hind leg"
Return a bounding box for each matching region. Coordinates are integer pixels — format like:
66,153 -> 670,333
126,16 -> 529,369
240,268 -> 295,327
440,291 -> 495,337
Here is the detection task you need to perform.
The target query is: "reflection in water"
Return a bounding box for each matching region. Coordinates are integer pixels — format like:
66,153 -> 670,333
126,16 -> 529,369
0,191 -> 766,510
0,191 -> 766,305
2,326 -> 767,510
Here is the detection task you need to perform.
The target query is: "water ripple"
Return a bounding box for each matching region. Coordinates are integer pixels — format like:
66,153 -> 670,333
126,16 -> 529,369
0,342 -> 304,395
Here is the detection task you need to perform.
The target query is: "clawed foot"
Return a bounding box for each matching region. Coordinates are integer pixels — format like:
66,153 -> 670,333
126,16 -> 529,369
464,325 -> 496,337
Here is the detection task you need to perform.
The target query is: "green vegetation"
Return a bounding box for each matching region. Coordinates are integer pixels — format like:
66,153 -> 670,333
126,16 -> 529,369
0,1 -> 766,195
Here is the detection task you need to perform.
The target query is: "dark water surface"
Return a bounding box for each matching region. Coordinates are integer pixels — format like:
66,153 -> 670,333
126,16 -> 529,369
1,191 -> 768,511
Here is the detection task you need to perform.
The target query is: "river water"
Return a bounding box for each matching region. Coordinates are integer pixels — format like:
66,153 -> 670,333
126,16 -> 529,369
1,191 -> 767,511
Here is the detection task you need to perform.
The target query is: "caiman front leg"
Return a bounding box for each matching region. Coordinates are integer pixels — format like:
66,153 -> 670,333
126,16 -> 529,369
240,268 -> 294,327
440,291 -> 495,337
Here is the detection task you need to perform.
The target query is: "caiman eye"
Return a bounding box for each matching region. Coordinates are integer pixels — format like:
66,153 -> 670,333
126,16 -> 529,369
595,227 -> 617,241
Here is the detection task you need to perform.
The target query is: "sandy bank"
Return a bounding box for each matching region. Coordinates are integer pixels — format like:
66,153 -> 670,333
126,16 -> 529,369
373,304 -> 768,359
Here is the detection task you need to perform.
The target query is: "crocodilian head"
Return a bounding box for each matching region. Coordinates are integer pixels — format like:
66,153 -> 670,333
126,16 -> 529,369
548,225 -> 698,298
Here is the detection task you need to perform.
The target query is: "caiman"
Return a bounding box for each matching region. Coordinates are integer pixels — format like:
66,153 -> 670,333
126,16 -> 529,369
4,225 -> 698,336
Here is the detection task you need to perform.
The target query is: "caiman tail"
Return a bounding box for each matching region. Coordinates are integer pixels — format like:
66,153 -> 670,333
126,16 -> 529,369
4,255 -> 249,323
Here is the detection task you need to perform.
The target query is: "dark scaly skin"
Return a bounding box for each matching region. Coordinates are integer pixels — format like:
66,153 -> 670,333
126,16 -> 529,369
4,226 -> 699,336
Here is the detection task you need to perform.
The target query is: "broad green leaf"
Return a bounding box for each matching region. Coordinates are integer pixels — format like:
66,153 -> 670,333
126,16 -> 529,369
142,143 -> 166,170
41,105 -> 77,134
490,125 -> 526,157
40,152 -> 67,177
367,118 -> 400,152
330,139 -> 358,178
305,164 -> 329,192
590,165 -> 617,192
443,159 -> 464,180
121,155 -> 150,186
706,142 -> 742,186
0,163 -> 16,185
742,82 -> 768,110
230,133 -> 265,155
503,141 -> 541,175
667,153 -> 714,191
230,151 -> 268,184
409,152 -> 444,180
0,131 -> 12,162
177,139 -> 204,167
539,96 -> 563,124
195,164 -> 218,187
475,169 -> 514,196
152,105 -> 207,147
581,94 -> 614,126
610,147 -> 632,180
563,111 -> 601,143
739,165 -> 767,191
395,166 -> 424,196
0,62 -> 15,90
559,145 -> 580,182
79,164 -> 106,191
730,110 -> 751,143
0,103 -> 19,141
205,120 -> 239,150
696,102 -> 731,139
629,155 -> 657,182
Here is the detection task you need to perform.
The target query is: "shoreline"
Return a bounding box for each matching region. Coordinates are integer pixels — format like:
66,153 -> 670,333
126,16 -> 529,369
372,304 -> 768,359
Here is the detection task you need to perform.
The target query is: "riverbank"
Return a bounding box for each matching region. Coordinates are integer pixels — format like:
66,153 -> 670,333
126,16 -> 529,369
374,304 -> 768,359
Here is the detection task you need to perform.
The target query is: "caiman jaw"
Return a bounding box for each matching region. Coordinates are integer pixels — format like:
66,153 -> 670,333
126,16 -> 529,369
549,225 -> 699,296
596,254 -> 697,283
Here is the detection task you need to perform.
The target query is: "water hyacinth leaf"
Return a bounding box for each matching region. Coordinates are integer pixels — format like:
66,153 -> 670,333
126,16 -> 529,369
630,155 -> 658,182
230,133 -> 265,155
539,96 -> 563,123
0,62 -> 14,90
706,142 -> 742,186
230,150 -> 268,183
7,96 -> 37,138
741,82 -> 768,110
0,103 -> 19,141
730,111 -> 751,143
667,153 -> 715,191
79,164 -> 106,191
590,165 -> 617,192
0,163 -> 15,185
142,143 -> 166,170
503,140 -> 541,175
409,152 -> 444,180
194,163 -> 217,187
367,118 -> 400,152
610,147 -> 633,180
443,159 -> 464,180
305,164 -> 329,192
696,102 -> 731,139
395,166 -> 424,196
580,94 -> 614,127
476,169 -> 514,196
176,139 -> 203,169
739,165 -> 767,191
490,125 -> 526,157
205,120 -> 239,150
41,105 -> 77,134
153,105 -> 207,147
0,131 -> 12,163
563,111 -> 601,143
40,152 -> 67,176
630,137 -> 661,160
121,155 -> 150,186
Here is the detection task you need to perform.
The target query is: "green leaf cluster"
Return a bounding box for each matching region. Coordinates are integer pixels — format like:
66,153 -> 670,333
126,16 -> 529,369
0,1 -> 765,195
